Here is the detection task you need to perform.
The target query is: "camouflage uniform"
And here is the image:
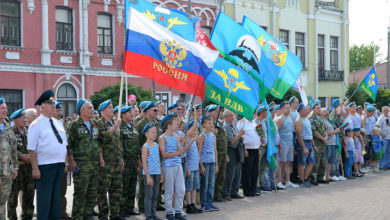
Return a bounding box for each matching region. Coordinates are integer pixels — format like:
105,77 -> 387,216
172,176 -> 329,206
309,114 -> 327,182
133,115 -> 144,126
214,120 -> 228,200
0,120 -> 18,220
120,121 -> 140,214
7,126 -> 34,220
135,117 -> 162,210
97,117 -> 123,219
67,118 -> 101,220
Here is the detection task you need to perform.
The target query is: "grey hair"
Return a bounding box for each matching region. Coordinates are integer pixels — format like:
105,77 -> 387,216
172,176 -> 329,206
25,108 -> 37,117
223,109 -> 232,118
80,101 -> 91,113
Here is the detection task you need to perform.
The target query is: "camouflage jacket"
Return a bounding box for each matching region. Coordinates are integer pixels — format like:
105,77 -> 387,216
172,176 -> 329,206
11,126 -> 28,164
215,120 -> 228,155
67,118 -> 101,164
97,117 -> 123,165
0,120 -> 18,177
329,112 -> 343,128
309,114 -> 327,142
135,117 -> 162,149
120,121 -> 140,161
133,115 -> 144,127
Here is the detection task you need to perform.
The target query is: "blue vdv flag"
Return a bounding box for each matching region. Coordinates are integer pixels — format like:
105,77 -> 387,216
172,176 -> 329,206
125,0 -> 199,41
205,57 -> 260,119
242,16 -> 302,99
359,66 -> 378,101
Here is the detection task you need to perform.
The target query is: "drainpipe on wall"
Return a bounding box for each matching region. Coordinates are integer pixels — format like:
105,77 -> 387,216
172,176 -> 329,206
343,0 -> 348,98
79,0 -> 85,99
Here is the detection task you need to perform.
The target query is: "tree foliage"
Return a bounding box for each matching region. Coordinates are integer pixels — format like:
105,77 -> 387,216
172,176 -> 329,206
89,81 -> 153,110
349,42 -> 381,72
345,83 -> 390,110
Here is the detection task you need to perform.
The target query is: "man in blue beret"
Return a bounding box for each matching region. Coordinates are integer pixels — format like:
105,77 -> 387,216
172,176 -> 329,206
113,106 -> 119,120
156,101 -> 166,121
120,106 -> 141,216
167,103 -> 180,114
7,109 -> 33,220
96,99 -> 124,219
134,101 -> 151,125
67,99 -> 103,219
348,102 -> 361,129
135,101 -> 164,212
27,90 -> 68,219
289,97 -> 300,124
308,101 -> 328,185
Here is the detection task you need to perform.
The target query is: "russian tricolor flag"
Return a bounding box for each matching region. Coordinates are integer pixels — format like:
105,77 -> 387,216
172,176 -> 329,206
123,8 -> 219,98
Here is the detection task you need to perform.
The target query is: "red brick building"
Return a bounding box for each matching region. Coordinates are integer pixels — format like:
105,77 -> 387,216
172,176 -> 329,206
0,0 -> 219,117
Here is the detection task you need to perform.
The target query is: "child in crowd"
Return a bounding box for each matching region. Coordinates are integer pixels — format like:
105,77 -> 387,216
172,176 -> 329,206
184,121 -> 203,214
344,128 -> 355,179
159,112 -> 186,220
353,128 -> 365,177
371,127 -> 385,173
198,115 -> 219,212
141,122 -> 163,220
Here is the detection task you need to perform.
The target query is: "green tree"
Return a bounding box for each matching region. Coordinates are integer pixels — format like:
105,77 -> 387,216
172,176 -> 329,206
344,83 -> 390,110
349,42 -> 380,72
90,81 -> 153,110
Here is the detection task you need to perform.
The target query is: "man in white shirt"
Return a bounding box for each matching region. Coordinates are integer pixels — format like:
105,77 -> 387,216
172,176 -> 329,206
27,90 -> 68,220
375,106 -> 390,169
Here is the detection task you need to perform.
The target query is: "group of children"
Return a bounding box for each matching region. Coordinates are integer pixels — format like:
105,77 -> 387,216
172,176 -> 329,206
343,126 -> 384,179
141,112 -> 218,220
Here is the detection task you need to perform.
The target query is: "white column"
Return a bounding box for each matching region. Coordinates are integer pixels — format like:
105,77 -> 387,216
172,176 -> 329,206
82,0 -> 92,68
40,0 -> 52,66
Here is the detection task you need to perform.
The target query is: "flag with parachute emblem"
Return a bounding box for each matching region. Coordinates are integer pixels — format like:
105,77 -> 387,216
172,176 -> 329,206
358,66 -> 378,101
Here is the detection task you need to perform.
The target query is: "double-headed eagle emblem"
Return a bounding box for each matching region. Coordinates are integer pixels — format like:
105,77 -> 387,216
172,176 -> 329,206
160,39 -> 187,69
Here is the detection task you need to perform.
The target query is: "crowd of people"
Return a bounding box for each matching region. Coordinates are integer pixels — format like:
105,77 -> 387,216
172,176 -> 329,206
0,89 -> 389,220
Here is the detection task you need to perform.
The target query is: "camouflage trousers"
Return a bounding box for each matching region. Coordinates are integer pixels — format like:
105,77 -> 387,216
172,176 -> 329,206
0,176 -> 13,220
7,164 -> 34,220
60,172 -> 68,217
214,152 -> 227,199
310,141 -> 326,182
97,163 -> 123,219
120,159 -> 137,213
72,163 -> 99,220
258,146 -> 267,188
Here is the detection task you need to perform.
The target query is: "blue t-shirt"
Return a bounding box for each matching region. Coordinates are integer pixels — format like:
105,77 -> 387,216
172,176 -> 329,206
0,123 -> 4,133
84,121 -> 91,133
162,134 -> 181,167
142,142 -> 161,175
201,132 -> 215,163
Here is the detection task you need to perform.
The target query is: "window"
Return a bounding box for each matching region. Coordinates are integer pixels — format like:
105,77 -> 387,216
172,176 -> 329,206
279,29 -> 289,49
201,26 -> 212,37
0,89 -> 23,117
330,36 -> 338,70
56,7 -> 73,51
318,34 -> 325,77
98,13 -> 113,54
295,32 -> 305,67
154,92 -> 169,114
57,83 -> 77,117
318,97 -> 326,107
0,0 -> 21,46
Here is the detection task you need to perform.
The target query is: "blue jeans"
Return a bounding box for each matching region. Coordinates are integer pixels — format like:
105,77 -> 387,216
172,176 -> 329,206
331,151 -> 341,177
200,162 -> 215,206
36,163 -> 65,220
264,154 -> 277,189
379,139 -> 390,168
345,151 -> 354,177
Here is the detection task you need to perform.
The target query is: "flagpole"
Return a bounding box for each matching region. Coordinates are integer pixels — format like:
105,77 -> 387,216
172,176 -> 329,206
118,71 -> 125,119
347,85 -> 360,100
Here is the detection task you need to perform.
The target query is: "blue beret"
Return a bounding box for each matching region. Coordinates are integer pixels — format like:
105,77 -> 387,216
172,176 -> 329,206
269,107 -> 274,112
168,103 -> 179,111
55,102 -> 63,109
345,128 -> 352,134
10,108 -> 25,120
0,97 -> 4,105
367,105 -> 375,112
288,96 -> 297,104
340,122 -> 349,129
76,99 -> 89,115
310,102 -> 319,109
201,114 -> 212,125
348,102 -> 356,107
121,106 -> 134,114
139,101 -> 151,109
161,112 -> 178,127
143,101 -> 156,112
332,99 -> 340,108
207,105 -> 218,113
274,105 -> 281,110
256,105 -> 266,113
327,107 -> 332,114
297,103 -> 305,112
364,102 -> 370,106
184,120 -> 195,132
143,122 -> 156,135
156,101 -> 162,105
113,106 -> 119,113
195,104 -> 202,110
98,99 -> 111,111
279,101 -> 288,108
353,127 -> 360,131
93,110 -> 98,114
34,89 -> 55,106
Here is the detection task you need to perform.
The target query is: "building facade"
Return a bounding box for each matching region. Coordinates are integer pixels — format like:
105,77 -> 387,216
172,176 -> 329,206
223,0 -> 349,106
0,0 -> 219,117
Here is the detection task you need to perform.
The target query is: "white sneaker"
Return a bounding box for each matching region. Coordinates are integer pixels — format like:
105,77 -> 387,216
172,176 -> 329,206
277,182 -> 286,189
338,176 -> 347,181
181,210 -> 187,217
285,181 -> 299,188
330,176 -> 339,181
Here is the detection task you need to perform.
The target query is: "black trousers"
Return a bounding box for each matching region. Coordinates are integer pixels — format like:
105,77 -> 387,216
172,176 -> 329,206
242,149 -> 259,196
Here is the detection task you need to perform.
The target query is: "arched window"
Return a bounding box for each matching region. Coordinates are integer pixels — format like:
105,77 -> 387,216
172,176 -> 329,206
57,83 -> 77,118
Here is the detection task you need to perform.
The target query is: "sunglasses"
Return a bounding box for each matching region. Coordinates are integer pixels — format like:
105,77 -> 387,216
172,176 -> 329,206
153,109 -> 159,112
